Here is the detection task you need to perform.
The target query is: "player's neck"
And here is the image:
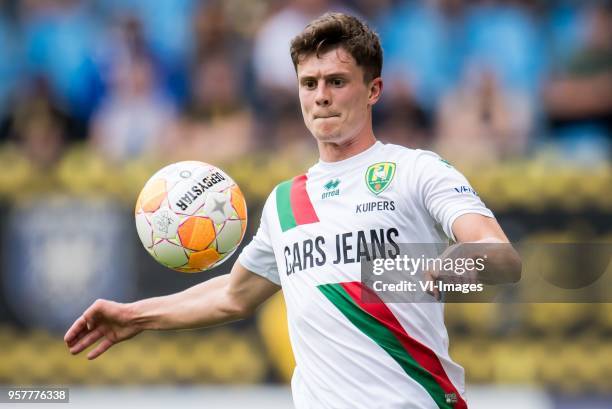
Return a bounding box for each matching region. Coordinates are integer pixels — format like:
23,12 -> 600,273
317,130 -> 377,163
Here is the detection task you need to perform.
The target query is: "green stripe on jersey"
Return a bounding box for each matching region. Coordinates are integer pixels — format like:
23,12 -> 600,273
276,179 -> 297,232
318,283 -> 454,409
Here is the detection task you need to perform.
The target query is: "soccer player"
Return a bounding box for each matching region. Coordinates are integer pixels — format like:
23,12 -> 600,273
65,13 -> 521,409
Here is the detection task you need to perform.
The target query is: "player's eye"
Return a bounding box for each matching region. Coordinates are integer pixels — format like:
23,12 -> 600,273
303,80 -> 316,90
331,78 -> 345,87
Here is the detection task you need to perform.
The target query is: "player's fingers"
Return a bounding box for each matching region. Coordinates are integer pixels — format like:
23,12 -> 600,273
64,316 -> 88,344
87,338 -> 114,360
66,321 -> 97,348
65,317 -> 96,348
69,328 -> 104,355
423,271 -> 440,301
66,330 -> 87,348
83,300 -> 106,324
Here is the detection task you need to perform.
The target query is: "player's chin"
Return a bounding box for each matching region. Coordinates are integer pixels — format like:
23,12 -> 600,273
312,127 -> 341,143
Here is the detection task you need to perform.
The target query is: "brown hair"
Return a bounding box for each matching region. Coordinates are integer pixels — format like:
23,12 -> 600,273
290,12 -> 383,83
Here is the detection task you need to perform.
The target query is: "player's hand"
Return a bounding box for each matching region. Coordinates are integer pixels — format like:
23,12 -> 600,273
64,299 -> 141,360
423,245 -> 480,301
423,269 -> 441,301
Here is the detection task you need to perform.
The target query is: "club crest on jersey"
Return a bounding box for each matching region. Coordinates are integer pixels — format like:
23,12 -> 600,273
365,162 -> 396,195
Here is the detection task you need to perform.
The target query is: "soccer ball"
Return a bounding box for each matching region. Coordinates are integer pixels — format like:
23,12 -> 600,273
134,161 -> 247,272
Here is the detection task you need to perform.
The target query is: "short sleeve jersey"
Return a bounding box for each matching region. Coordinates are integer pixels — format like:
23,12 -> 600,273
239,142 -> 493,409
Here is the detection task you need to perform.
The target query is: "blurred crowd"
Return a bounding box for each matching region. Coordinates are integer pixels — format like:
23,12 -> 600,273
0,0 -> 610,169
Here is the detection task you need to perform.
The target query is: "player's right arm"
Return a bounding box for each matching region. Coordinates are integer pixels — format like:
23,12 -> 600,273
64,261 -> 280,360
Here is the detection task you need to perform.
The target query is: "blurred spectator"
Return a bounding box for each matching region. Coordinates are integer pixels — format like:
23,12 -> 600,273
252,0 -> 333,94
94,0 -> 198,102
435,66 -> 533,165
90,56 -> 175,162
159,54 -> 255,164
349,0 -> 393,21
20,0 -> 104,122
547,0 -> 589,63
192,0 -> 250,63
1,78 -> 72,169
97,13 -> 150,77
190,1 -> 253,103
374,81 -> 433,149
377,0 -> 461,111
462,0 -> 545,97
269,101 -> 318,163
94,12 -> 158,104
0,5 -> 21,122
543,2 -> 612,160
95,0 -> 197,62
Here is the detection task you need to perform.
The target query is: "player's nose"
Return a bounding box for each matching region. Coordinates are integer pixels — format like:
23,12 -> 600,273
315,83 -> 331,107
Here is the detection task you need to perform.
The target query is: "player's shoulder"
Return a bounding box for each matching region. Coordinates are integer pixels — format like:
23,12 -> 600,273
258,175 -> 297,223
377,142 -> 415,157
267,171 -> 310,204
412,149 -> 452,169
271,172 -> 306,192
378,143 -> 448,169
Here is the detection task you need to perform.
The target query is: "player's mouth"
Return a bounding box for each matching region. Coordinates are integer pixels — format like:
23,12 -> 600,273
314,114 -> 340,119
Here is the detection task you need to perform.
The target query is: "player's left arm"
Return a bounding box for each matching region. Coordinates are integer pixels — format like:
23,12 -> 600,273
449,213 -> 522,284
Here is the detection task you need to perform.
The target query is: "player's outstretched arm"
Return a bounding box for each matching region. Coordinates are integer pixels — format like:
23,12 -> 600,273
64,261 -> 280,360
450,213 -> 522,284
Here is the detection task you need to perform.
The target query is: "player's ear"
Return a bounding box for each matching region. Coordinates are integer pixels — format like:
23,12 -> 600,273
368,77 -> 383,105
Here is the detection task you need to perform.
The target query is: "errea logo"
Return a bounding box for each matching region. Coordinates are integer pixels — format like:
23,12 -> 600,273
324,179 -> 340,190
322,178 -> 340,199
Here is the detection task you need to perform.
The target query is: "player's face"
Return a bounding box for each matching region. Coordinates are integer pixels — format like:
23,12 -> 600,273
297,47 -> 381,145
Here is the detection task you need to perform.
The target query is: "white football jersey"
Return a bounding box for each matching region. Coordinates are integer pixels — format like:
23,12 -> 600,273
239,141 -> 493,409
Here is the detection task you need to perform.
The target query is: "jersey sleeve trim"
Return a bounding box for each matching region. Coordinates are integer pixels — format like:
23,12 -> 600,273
445,208 -> 495,242
238,253 -> 281,286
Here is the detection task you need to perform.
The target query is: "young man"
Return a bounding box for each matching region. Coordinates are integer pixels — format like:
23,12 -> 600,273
65,13 -> 520,409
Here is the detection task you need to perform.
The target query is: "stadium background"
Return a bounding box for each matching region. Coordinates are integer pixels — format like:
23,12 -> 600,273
0,0 -> 610,407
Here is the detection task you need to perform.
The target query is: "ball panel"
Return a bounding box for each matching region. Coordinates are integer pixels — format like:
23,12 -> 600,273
153,240 -> 189,268
191,166 -> 234,194
167,179 -> 209,216
201,192 -> 233,225
188,248 -> 221,270
135,212 -> 154,248
154,162 -> 191,192
174,266 -> 205,273
178,216 -> 216,251
210,247 -> 238,269
230,185 -> 247,220
151,207 -> 180,239
135,194 -> 142,215
140,178 -> 167,212
216,219 -> 243,253
149,161 -> 199,180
